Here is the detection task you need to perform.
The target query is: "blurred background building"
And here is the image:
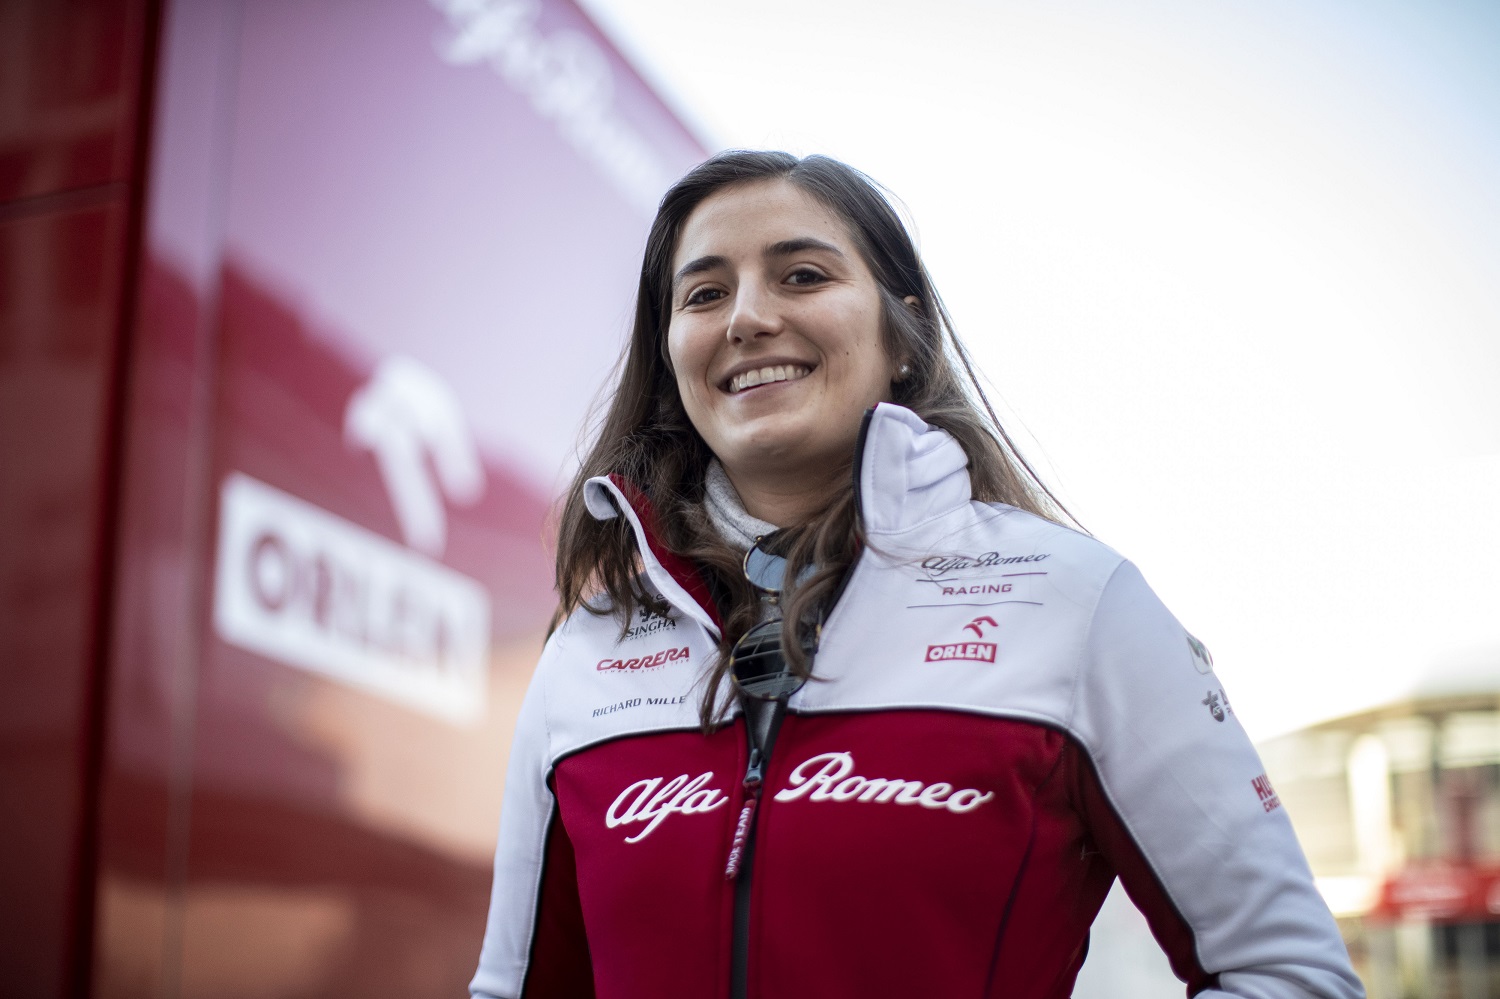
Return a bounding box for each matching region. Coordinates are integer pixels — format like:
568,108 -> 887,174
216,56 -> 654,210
4,0 -> 1497,997
1259,675 -> 1500,998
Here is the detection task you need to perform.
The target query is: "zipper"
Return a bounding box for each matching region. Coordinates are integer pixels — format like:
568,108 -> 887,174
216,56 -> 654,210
728,731 -> 765,999
724,748 -> 762,880
727,702 -> 784,997
726,406 -> 878,999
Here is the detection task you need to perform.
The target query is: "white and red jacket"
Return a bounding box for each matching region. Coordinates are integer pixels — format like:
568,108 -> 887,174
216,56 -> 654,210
471,404 -> 1363,999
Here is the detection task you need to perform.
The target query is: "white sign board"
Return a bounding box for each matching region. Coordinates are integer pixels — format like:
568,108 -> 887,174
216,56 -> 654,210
213,471 -> 492,725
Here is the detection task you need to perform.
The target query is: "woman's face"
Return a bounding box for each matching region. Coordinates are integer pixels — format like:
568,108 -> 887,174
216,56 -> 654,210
666,179 -> 898,496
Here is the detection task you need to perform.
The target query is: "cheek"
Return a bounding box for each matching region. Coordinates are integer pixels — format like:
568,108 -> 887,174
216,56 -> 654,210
850,321 -> 896,400
665,326 -> 712,421
664,322 -> 685,372
666,322 -> 708,382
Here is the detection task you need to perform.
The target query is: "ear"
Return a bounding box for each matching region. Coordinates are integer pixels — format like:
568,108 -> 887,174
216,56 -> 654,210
892,297 -> 922,383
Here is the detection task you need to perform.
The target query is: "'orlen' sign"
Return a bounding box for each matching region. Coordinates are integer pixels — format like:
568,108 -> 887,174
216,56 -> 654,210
212,472 -> 491,725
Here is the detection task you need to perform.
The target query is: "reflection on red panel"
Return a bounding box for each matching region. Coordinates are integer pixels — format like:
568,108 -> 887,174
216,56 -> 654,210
211,260 -> 556,640
95,251 -> 557,998
0,198 -> 131,995
80,0 -> 707,993
0,0 -> 150,203
93,252 -> 207,999
177,258 -> 556,996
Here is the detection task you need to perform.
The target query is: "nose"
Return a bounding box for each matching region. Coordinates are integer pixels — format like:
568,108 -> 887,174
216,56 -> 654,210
725,281 -> 782,343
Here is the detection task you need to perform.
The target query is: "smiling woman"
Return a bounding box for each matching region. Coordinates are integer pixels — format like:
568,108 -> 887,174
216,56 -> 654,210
469,151 -> 1364,999
665,181 -> 898,523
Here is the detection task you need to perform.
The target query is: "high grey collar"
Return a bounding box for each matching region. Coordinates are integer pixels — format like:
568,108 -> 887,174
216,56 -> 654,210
703,460 -> 780,552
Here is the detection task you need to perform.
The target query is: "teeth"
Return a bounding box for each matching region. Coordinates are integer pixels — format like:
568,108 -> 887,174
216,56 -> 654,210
730,365 -> 810,393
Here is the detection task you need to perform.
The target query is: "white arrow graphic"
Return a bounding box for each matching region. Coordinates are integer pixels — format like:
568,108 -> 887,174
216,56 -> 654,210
343,355 -> 484,556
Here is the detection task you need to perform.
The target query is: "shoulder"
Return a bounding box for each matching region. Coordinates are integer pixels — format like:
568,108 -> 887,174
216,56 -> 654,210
545,583 -> 669,661
973,503 -> 1123,571
883,500 -> 1129,611
531,585 -> 714,758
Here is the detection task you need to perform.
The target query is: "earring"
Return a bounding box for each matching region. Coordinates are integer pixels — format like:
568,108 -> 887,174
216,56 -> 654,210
897,363 -> 912,380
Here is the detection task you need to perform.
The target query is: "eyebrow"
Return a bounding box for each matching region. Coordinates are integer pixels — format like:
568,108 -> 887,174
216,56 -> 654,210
673,254 -> 727,288
766,237 -> 845,260
672,237 -> 848,290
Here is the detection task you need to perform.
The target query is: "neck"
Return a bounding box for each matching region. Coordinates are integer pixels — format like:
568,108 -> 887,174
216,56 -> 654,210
722,461 -> 848,527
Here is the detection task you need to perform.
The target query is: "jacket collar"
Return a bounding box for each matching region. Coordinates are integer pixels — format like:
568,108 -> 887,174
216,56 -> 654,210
855,403 -> 973,537
583,474 -> 725,637
582,404 -> 974,636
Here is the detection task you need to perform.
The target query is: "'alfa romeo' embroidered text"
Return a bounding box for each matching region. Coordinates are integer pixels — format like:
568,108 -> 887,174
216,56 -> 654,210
605,773 -> 727,842
774,752 -> 994,813
605,752 -> 995,843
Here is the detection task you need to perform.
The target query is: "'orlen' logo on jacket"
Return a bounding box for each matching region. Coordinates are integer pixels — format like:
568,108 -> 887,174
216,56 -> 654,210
596,645 -> 689,673
924,616 -> 998,663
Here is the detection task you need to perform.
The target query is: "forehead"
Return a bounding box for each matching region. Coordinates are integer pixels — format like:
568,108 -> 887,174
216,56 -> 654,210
671,179 -> 859,268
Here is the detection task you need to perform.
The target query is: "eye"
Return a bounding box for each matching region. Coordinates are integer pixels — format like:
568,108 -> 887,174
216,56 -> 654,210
786,267 -> 827,287
683,285 -> 726,307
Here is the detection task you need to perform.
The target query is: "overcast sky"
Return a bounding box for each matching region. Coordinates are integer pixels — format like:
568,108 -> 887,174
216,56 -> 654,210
577,0 -> 1500,738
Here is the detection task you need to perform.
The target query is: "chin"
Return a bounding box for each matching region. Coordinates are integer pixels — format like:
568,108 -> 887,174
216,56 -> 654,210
731,442 -> 852,482
713,411 -> 859,477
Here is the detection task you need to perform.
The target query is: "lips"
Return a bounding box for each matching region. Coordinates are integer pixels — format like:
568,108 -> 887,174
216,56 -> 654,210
724,363 -> 812,394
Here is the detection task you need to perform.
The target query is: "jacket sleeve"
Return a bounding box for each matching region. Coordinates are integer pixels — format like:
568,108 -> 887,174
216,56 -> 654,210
470,630 -> 595,999
1071,561 -> 1364,998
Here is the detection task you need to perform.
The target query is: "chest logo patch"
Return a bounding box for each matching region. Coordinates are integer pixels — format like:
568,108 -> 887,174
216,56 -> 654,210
924,616 -> 999,663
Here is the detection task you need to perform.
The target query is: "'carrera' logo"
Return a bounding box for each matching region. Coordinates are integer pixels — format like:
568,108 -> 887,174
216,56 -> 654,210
596,645 -> 689,673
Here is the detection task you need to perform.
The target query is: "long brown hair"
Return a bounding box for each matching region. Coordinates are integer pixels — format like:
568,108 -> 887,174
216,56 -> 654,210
554,151 -> 1070,728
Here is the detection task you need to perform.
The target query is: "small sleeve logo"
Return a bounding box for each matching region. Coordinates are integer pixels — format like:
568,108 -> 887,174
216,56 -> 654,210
1186,633 -> 1215,674
1252,773 -> 1282,812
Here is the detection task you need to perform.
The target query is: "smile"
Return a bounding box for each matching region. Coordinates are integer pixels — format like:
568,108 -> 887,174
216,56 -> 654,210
726,364 -> 812,394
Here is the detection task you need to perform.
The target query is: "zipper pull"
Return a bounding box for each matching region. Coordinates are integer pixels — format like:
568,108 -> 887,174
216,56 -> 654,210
724,748 -> 763,880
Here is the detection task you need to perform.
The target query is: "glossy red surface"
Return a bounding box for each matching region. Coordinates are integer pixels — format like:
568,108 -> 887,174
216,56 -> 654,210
0,0 -> 150,203
0,174 -> 139,998
83,0 -> 705,996
0,4 -> 155,994
91,248 -> 206,999
2,0 -> 704,993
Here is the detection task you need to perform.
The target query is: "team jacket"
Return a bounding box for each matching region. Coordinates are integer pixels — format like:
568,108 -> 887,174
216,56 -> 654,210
471,404 -> 1363,999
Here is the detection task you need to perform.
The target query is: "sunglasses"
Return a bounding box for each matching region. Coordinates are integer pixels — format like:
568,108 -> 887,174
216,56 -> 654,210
729,534 -> 820,703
